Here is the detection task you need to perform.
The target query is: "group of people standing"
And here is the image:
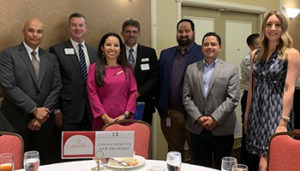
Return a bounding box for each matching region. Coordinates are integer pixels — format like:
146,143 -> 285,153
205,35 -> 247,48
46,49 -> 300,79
0,13 -> 158,164
0,10 -> 300,171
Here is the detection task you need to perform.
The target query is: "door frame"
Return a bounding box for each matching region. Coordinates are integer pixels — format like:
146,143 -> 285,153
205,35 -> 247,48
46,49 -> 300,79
177,0 -> 267,24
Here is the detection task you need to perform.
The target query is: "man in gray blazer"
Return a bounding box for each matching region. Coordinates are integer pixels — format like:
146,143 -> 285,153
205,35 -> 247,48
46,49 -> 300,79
49,13 -> 97,131
0,18 -> 62,164
183,32 -> 240,169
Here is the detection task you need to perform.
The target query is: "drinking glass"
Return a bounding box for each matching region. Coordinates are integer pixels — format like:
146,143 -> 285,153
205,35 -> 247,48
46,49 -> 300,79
0,153 -> 14,171
166,151 -> 181,171
221,157 -> 237,171
24,151 -> 40,171
232,164 -> 248,171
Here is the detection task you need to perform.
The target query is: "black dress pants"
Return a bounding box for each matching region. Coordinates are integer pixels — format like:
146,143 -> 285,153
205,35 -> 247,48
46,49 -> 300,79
191,129 -> 234,170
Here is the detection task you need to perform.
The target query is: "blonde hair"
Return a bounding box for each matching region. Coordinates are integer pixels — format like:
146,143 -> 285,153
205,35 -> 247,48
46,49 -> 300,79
255,11 -> 293,62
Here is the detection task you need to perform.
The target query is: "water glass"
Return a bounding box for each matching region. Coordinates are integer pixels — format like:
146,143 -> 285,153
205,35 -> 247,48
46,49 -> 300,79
221,157 -> 237,171
0,153 -> 14,171
24,151 -> 40,171
166,151 -> 181,171
232,164 -> 248,171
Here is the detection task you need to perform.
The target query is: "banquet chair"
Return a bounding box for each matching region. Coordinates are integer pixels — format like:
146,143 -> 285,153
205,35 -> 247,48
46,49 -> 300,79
102,119 -> 151,159
0,131 -> 24,169
268,131 -> 300,171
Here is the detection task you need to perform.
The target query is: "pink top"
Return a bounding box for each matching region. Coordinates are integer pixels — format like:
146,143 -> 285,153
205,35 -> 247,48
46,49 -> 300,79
87,63 -> 137,130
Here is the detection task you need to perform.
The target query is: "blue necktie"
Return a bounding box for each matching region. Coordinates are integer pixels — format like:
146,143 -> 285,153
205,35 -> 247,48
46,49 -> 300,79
78,44 -> 87,80
128,48 -> 135,69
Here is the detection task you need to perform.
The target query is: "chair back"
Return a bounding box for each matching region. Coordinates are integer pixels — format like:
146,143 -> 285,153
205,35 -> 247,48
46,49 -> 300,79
268,131 -> 300,171
102,119 -> 151,159
0,131 -> 24,169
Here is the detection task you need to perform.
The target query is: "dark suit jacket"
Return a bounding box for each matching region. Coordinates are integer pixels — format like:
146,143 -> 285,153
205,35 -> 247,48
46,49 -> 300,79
0,111 -> 15,132
157,43 -> 204,118
0,43 -> 62,131
49,40 -> 97,124
128,44 -> 159,123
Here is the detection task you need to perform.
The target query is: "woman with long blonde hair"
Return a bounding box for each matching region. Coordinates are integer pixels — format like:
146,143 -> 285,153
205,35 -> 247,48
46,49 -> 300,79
244,10 -> 300,171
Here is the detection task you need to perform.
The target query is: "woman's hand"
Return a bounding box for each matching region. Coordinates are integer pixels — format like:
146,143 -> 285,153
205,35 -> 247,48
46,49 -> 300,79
101,114 -> 116,124
275,119 -> 288,133
115,115 -> 126,121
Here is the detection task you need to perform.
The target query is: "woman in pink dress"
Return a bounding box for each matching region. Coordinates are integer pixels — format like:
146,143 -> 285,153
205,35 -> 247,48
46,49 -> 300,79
87,33 -> 137,130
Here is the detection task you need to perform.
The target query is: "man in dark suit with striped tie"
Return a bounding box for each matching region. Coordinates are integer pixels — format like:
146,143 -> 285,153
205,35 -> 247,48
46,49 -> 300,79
121,19 -> 159,124
49,13 -> 97,131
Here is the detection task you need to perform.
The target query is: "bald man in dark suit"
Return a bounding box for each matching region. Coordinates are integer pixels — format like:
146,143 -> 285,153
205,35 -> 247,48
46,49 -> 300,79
0,18 -> 62,164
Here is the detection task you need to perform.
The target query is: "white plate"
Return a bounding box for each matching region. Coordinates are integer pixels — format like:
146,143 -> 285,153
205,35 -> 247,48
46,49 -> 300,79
107,155 -> 146,169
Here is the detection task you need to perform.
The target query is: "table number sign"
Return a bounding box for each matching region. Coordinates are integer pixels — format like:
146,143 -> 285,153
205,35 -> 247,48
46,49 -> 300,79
95,131 -> 134,158
61,131 -> 134,159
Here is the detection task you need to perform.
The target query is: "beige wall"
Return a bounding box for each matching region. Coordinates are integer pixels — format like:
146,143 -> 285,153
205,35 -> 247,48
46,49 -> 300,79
156,0 -> 281,54
217,0 -> 280,11
0,0 -> 151,51
283,0 -> 300,51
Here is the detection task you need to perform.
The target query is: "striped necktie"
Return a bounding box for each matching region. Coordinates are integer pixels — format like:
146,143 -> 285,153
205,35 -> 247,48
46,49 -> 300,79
128,48 -> 135,69
78,44 -> 87,80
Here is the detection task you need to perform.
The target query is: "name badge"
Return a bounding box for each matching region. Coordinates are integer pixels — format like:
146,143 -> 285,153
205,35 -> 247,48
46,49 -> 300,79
64,48 -> 75,55
141,64 -> 150,70
141,58 -> 149,62
166,117 -> 171,127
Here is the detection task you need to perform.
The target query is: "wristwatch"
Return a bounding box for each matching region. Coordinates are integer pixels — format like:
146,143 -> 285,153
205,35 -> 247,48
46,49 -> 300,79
122,113 -> 129,119
281,115 -> 290,122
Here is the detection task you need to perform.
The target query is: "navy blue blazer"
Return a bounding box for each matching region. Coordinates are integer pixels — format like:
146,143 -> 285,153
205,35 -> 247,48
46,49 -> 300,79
157,43 -> 204,118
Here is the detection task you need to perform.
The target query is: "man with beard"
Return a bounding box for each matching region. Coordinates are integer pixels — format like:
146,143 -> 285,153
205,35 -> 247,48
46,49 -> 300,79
157,19 -> 204,160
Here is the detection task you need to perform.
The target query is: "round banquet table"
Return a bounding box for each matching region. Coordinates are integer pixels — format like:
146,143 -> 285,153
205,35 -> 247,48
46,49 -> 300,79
16,159 -> 219,171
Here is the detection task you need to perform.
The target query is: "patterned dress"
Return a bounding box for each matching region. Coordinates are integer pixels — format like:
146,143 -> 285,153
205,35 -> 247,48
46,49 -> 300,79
246,49 -> 294,157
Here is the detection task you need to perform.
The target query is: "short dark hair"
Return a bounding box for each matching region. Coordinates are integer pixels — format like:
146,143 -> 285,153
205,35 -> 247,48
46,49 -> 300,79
69,13 -> 86,24
177,19 -> 195,31
202,32 -> 222,45
246,33 -> 260,46
122,19 -> 140,32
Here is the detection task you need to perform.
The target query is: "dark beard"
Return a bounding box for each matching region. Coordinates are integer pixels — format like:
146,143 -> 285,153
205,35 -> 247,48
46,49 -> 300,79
177,36 -> 194,47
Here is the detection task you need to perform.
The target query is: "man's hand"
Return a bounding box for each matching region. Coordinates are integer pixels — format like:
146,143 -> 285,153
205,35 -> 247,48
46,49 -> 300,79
54,112 -> 63,128
33,107 -> 50,123
201,116 -> 218,131
27,118 -> 42,131
197,116 -> 208,125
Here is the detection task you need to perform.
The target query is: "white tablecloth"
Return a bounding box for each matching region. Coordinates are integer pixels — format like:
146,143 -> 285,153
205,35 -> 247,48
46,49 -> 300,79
17,159 -> 219,171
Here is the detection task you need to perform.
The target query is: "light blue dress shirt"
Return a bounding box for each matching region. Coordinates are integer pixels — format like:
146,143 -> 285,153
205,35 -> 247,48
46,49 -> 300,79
203,58 -> 218,100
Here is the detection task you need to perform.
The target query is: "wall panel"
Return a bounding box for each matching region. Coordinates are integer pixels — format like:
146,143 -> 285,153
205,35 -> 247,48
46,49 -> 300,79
0,0 -> 151,51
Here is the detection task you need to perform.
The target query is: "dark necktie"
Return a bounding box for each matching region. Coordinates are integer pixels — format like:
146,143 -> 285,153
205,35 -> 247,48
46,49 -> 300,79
128,48 -> 135,69
78,44 -> 87,80
31,51 -> 39,80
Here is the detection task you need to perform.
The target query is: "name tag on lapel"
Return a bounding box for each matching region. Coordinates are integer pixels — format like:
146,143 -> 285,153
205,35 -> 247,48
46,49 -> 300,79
141,58 -> 149,62
141,64 -> 150,70
64,48 -> 75,55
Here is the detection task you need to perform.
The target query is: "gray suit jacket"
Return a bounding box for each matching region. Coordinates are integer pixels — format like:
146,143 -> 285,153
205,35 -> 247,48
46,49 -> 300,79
183,58 -> 240,136
49,40 -> 97,123
0,43 -> 62,130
